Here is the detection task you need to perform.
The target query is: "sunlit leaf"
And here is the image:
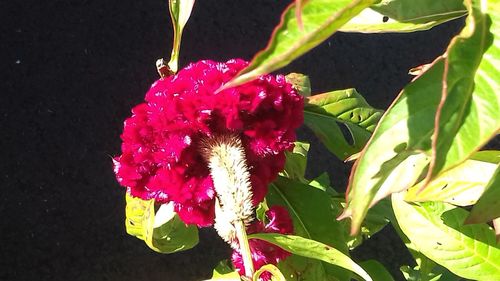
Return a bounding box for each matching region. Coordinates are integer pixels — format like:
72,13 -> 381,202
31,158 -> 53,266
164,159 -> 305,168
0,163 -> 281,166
221,0 -> 376,90
304,88 -> 383,160
400,264 -> 460,281
249,233 -> 372,281
347,199 -> 391,250
125,193 -> 153,240
124,194 -> 198,254
426,0 -> 500,181
266,176 -> 350,280
342,0 -> 500,235
405,152 -> 499,206
466,163 -> 500,224
341,0 -> 466,33
371,0 -> 465,23
309,172 -> 339,196
343,0 -> 467,33
144,202 -> 199,254
392,194 -> 500,280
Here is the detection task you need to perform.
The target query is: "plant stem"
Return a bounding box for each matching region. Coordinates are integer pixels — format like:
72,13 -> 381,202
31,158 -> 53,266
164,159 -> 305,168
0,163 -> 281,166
234,219 -> 254,277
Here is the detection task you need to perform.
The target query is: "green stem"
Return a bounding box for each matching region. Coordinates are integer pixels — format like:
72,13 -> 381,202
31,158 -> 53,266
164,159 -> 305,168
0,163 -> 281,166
235,219 -> 254,277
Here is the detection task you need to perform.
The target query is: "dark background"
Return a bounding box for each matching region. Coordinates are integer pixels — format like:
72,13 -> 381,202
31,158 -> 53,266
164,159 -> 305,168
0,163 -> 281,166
1,1 -> 465,280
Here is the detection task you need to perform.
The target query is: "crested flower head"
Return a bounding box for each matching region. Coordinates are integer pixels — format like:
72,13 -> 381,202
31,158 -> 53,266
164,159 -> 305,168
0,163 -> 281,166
231,206 -> 294,280
113,59 -> 304,226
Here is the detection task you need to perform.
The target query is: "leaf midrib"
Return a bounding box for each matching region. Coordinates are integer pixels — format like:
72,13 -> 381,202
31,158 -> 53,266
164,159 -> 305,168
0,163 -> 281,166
397,10 -> 467,23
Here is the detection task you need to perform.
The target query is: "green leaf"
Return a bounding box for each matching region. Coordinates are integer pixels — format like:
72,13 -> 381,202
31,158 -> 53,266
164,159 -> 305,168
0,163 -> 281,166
494,218 -> 500,243
466,163 -> 500,224
342,0 -> 500,235
276,254 -> 328,281
341,2 -> 466,33
392,194 -> 500,280
266,176 -> 350,280
255,199 -> 270,223
405,153 -> 499,206
285,73 -> 311,96
209,260 -> 240,280
220,0 -> 377,90
400,259 -> 460,281
347,199 -> 391,250
145,202 -> 199,254
470,150 -> 500,163
304,88 -> 383,160
370,0 -> 466,24
280,141 -> 310,182
249,233 -> 372,281
168,0 -> 195,73
309,172 -> 339,196
359,260 -> 394,281
124,194 -> 199,254
426,0 -> 500,181
125,193 -> 153,240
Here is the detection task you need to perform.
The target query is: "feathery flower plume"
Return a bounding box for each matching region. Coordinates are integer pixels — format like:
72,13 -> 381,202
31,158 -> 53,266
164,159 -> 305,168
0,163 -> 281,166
200,134 -> 256,276
199,134 -> 254,246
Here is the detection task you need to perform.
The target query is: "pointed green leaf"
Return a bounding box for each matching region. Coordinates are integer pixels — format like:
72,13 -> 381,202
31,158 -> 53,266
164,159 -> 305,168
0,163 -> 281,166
426,0 -> 500,181
304,88 -> 383,160
280,141 -> 310,182
392,194 -> 500,280
359,260 -> 394,281
168,0 -> 195,73
266,176 -> 350,280
466,163 -> 500,224
249,233 -> 372,281
342,0 -> 466,33
405,152 -> 499,206
221,0 -> 376,90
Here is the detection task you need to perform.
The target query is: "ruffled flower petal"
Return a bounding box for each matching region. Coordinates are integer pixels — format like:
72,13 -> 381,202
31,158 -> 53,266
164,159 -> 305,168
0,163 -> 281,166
113,59 -> 303,226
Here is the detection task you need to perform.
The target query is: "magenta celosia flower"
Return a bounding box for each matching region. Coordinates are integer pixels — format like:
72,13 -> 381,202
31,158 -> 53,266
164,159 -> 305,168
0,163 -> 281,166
232,206 -> 294,280
113,59 -> 303,226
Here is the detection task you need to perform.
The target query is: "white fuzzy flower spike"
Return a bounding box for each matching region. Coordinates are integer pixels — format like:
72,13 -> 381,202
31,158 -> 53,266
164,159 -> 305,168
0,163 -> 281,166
200,134 -> 255,276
